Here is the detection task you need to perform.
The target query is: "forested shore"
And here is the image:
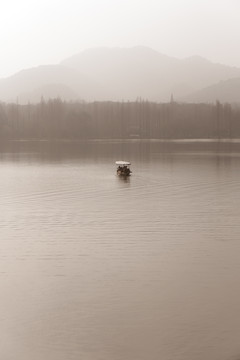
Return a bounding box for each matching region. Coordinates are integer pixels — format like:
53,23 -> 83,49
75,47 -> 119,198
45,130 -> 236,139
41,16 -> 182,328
0,98 -> 239,140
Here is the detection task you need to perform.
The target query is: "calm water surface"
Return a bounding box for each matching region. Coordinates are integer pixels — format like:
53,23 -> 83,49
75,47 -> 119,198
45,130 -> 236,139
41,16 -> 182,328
1,140 -> 240,360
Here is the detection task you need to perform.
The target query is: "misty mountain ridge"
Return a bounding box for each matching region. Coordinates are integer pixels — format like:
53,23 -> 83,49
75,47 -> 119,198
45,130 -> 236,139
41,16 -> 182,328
0,64 -> 102,103
1,46 -> 240,104
182,77 -> 240,103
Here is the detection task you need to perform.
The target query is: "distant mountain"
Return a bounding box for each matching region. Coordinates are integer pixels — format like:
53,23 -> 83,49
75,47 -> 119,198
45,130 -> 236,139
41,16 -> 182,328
61,47 -> 182,101
181,77 -> 240,103
62,48 -> 240,101
1,46 -> 240,103
0,64 -> 101,103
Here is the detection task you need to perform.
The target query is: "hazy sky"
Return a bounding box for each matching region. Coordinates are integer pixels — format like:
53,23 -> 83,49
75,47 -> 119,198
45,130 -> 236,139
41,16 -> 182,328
1,0 -> 239,77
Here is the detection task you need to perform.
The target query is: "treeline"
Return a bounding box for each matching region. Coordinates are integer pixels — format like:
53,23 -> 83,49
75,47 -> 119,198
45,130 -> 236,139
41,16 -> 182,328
0,98 -> 239,140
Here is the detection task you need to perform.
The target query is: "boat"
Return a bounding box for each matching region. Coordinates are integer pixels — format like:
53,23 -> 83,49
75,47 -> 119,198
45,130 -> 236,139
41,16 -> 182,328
115,161 -> 132,176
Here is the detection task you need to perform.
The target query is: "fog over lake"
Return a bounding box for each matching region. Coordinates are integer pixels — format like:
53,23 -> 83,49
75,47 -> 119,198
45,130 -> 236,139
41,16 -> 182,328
1,140 -> 240,360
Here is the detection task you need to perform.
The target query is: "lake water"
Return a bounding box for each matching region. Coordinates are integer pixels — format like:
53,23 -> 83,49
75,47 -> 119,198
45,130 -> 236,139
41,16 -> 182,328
1,140 -> 240,360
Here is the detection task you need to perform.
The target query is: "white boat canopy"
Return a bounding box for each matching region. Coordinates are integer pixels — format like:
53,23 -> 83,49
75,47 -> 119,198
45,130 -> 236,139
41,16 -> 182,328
115,161 -> 131,166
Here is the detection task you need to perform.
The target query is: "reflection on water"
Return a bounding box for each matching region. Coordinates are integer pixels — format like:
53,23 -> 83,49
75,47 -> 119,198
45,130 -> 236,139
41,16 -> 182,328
1,140 -> 240,360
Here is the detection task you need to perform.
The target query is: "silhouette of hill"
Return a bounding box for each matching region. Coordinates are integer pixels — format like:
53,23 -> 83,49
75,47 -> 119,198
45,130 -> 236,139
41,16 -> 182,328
0,64 -> 101,103
182,77 -> 240,103
61,47 -> 182,101
1,47 -> 240,103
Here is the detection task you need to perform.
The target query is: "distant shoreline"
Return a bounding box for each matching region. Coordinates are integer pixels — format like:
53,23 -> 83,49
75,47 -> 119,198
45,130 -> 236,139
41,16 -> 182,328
1,100 -> 240,140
